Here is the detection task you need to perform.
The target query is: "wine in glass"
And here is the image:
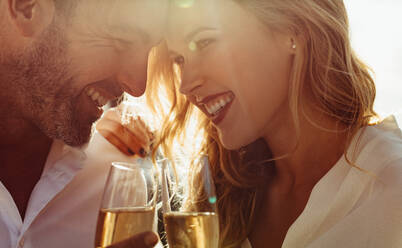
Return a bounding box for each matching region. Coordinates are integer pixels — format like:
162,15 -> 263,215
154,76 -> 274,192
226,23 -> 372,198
95,159 -> 158,248
162,155 -> 219,248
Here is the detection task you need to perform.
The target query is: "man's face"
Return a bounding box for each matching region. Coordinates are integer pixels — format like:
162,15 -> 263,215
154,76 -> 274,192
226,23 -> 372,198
3,0 -> 167,146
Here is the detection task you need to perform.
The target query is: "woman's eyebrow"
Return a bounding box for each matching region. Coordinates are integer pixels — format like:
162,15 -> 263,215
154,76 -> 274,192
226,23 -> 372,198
185,26 -> 217,41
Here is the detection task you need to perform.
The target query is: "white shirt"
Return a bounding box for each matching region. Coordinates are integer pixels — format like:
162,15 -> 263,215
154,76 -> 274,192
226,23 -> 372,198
0,132 -> 144,248
242,116 -> 402,248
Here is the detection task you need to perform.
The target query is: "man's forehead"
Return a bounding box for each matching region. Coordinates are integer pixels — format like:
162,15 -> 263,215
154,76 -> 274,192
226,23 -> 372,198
75,0 -> 168,28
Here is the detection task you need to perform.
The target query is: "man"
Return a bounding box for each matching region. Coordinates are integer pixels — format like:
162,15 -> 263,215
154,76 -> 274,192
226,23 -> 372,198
0,0 -> 166,247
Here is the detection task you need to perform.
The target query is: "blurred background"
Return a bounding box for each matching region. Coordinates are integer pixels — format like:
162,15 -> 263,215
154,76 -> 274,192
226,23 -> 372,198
345,0 -> 402,122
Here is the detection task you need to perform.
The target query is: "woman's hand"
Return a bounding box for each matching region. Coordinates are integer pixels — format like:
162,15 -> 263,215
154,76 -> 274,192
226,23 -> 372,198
96,107 -> 154,157
106,231 -> 159,248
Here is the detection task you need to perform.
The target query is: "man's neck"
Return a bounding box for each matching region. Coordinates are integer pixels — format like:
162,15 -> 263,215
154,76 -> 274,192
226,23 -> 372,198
0,115 -> 52,151
0,116 -> 52,219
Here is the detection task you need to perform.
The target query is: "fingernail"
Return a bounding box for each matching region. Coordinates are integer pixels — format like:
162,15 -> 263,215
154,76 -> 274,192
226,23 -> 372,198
144,233 -> 158,246
139,148 -> 146,157
128,148 -> 135,156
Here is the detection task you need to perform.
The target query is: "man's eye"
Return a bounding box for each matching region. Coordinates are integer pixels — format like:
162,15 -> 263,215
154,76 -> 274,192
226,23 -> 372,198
113,39 -> 135,51
190,38 -> 216,51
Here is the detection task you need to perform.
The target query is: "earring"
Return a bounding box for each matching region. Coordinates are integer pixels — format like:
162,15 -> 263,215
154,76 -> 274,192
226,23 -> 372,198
291,39 -> 297,49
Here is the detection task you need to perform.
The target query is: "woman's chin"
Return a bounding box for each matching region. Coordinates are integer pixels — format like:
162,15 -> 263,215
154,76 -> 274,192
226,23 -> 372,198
219,136 -> 251,151
219,131 -> 261,151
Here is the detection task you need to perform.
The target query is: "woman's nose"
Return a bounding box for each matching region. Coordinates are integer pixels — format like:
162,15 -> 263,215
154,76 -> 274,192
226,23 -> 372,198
177,56 -> 203,95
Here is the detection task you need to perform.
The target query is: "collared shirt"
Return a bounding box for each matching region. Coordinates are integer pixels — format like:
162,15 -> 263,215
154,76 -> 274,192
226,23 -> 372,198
0,132 -> 143,248
242,116 -> 402,248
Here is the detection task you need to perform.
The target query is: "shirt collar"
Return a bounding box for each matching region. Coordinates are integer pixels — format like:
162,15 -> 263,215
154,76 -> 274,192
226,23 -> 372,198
42,140 -> 87,175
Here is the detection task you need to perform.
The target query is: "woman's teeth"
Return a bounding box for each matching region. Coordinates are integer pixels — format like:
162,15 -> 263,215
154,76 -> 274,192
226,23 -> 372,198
205,94 -> 234,116
86,87 -> 108,107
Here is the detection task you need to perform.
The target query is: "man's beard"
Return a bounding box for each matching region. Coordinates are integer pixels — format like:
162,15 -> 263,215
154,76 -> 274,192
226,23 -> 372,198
1,21 -> 94,147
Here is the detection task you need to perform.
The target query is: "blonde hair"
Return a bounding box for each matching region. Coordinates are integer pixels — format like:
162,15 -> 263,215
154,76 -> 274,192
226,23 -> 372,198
148,1 -> 378,247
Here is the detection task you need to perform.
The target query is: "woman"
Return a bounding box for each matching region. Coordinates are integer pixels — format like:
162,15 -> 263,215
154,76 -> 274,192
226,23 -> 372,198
99,0 -> 402,247
149,0 -> 402,247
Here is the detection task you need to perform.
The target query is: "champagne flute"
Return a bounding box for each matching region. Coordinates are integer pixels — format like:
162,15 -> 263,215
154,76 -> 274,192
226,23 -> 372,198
162,155 -> 219,248
95,159 -> 158,248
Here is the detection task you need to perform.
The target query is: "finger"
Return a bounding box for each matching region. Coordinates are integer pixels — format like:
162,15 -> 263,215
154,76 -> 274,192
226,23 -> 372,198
98,129 -> 134,156
99,108 -> 152,156
103,108 -> 153,146
136,117 -> 154,140
101,110 -> 150,148
124,117 -> 151,152
96,119 -> 146,157
106,231 -> 159,248
97,120 -> 145,157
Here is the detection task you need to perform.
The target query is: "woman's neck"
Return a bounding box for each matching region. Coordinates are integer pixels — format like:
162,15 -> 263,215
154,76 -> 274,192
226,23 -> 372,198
262,107 -> 348,192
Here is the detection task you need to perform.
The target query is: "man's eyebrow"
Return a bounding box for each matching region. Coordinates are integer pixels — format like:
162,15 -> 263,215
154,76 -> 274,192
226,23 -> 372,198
107,24 -> 151,43
185,27 -> 217,41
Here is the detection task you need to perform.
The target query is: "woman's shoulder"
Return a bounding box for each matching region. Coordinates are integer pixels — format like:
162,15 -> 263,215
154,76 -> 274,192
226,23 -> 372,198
372,115 -> 402,147
337,117 -> 402,246
363,116 -> 402,202
346,115 -> 402,200
377,157 -> 402,192
360,115 -> 402,186
352,115 -> 402,169
366,157 -> 402,245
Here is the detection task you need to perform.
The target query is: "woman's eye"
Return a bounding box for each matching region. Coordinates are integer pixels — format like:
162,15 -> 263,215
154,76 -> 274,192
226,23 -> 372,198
191,38 -> 216,51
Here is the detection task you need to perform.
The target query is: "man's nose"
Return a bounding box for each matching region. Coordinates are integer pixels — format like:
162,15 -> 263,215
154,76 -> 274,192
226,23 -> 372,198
117,50 -> 149,97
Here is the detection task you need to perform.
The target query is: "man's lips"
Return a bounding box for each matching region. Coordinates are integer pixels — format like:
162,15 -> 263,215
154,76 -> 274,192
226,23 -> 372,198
86,86 -> 119,108
119,82 -> 145,97
74,80 -> 124,126
83,79 -> 127,109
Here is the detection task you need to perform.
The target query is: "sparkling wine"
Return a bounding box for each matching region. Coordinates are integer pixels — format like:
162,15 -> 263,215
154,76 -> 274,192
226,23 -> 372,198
95,207 -> 155,248
164,212 -> 219,248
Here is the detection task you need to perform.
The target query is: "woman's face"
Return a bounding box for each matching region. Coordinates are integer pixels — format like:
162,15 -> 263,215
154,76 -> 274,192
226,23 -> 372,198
167,0 -> 295,150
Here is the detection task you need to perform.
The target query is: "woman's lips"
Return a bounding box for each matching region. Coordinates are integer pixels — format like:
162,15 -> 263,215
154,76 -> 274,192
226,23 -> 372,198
211,98 -> 234,125
195,91 -> 235,125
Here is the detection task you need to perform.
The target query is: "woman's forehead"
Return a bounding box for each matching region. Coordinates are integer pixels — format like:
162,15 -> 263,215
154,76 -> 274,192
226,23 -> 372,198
169,0 -> 216,19
166,0 -> 252,38
168,0 -> 249,25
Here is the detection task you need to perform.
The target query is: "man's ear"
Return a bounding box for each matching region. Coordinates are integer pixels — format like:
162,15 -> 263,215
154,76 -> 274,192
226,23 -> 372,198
8,0 -> 55,37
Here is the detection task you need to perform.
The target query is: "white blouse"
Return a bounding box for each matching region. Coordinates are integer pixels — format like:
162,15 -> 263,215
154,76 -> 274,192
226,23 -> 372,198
242,116 -> 402,248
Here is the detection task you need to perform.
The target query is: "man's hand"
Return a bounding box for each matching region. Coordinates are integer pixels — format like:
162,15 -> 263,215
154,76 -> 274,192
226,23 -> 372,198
107,231 -> 159,248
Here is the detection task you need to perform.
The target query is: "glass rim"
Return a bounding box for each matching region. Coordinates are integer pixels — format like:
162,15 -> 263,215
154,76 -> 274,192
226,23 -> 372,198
110,162 -> 135,171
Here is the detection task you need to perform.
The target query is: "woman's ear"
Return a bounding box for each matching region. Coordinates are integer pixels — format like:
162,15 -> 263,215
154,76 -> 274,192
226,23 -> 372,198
279,27 -> 301,55
8,0 -> 55,37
